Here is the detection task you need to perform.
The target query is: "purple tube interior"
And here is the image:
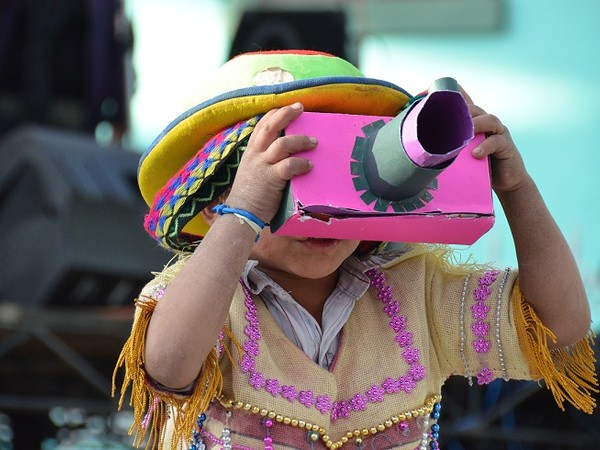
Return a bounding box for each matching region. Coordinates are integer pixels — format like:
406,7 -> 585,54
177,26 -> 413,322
417,91 -> 473,156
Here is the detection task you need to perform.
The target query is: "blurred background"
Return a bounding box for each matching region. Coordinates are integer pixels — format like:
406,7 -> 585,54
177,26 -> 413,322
0,0 -> 598,448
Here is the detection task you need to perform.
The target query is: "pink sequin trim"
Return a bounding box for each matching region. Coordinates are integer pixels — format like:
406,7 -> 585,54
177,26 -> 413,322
471,270 -> 499,385
239,269 -> 426,422
476,367 -> 494,385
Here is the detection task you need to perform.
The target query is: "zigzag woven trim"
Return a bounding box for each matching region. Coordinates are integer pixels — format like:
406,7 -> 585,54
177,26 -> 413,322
144,116 -> 260,251
166,150 -> 246,252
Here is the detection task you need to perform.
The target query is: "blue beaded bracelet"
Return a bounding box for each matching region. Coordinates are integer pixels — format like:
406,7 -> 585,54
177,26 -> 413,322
212,204 -> 266,241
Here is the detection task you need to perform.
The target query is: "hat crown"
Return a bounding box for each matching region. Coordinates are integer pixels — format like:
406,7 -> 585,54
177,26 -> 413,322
189,50 -> 366,107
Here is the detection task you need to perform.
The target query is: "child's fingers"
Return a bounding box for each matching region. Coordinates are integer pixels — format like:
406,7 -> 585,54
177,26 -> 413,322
472,134 -> 510,159
263,134 -> 318,164
472,113 -> 507,136
247,103 -> 304,152
471,114 -> 512,160
270,156 -> 313,181
245,109 -> 278,151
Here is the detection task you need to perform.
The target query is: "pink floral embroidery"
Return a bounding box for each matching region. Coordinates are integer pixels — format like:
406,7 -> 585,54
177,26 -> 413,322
244,324 -> 260,341
331,401 -> 350,420
240,354 -> 255,373
370,269 -> 426,385
384,300 -> 400,316
281,385 -> 298,401
394,330 -> 413,347
249,371 -> 265,389
470,302 -> 490,320
238,269 -> 426,422
471,320 -> 489,337
398,375 -> 416,393
402,347 -> 419,364
298,390 -> 315,408
366,385 -> 385,402
470,270 -> 499,383
470,271 -> 498,354
476,367 -> 495,385
349,393 -> 368,411
473,285 -> 492,300
472,338 -> 491,353
265,379 -> 281,397
315,395 -> 333,414
389,316 -> 407,333
242,340 -> 259,356
382,377 -> 400,393
409,364 -> 426,381
479,272 -> 497,285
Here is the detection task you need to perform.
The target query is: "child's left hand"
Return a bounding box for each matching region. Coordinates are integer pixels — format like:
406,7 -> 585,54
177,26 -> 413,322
461,89 -> 530,195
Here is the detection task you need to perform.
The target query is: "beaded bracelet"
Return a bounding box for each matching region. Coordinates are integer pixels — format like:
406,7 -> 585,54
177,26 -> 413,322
212,204 -> 266,241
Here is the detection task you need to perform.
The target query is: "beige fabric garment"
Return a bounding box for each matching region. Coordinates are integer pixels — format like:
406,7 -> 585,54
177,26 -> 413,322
163,248 -> 525,449
114,246 -> 596,450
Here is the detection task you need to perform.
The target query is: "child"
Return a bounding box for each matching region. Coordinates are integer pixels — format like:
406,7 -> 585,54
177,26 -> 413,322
114,51 -> 597,450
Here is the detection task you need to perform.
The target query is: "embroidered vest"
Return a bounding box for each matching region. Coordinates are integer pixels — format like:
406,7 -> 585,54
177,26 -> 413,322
120,250 -> 596,450
199,271 -> 444,450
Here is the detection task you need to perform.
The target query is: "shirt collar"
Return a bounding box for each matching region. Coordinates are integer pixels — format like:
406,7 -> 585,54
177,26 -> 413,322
241,242 -> 412,297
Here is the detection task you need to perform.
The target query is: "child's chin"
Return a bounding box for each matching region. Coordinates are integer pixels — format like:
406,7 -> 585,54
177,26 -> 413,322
300,237 -> 340,250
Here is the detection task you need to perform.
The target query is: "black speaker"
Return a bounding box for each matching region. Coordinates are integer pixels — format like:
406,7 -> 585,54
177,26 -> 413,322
0,125 -> 172,307
0,0 -> 132,137
228,10 -> 352,63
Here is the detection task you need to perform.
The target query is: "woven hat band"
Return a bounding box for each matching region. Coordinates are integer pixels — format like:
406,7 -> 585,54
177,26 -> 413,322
144,116 -> 260,251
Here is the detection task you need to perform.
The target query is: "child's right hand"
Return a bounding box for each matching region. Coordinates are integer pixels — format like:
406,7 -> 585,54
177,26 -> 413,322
225,102 -> 317,223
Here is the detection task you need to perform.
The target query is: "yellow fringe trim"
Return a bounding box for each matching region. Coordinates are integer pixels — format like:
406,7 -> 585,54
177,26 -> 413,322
513,282 -> 598,414
383,243 -> 493,275
111,252 -> 242,449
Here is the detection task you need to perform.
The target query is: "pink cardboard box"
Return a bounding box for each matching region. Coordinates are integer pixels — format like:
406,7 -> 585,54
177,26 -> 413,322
270,111 -> 494,245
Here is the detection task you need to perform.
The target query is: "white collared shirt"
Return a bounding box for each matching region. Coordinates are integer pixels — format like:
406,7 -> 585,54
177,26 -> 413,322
241,245 -> 408,369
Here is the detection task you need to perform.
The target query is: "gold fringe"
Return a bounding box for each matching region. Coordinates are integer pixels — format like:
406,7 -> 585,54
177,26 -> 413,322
513,282 -> 598,414
383,243 -> 493,275
112,251 -> 244,449
112,296 -> 161,449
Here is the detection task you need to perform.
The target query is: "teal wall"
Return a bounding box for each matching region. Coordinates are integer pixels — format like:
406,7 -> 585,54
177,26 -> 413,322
359,0 -> 600,327
127,0 -> 600,327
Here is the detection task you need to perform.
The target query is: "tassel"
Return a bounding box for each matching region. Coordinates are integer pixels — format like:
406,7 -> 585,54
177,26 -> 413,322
513,282 -> 598,414
112,295 -> 161,448
112,292 -> 241,449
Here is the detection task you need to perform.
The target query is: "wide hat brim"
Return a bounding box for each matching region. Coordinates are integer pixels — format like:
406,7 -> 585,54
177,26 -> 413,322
139,51 -> 412,239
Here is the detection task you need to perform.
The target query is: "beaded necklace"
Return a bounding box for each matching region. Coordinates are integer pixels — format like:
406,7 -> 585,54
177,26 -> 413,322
239,268 -> 426,422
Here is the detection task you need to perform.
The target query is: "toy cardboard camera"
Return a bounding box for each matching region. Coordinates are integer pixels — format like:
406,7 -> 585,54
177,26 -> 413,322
270,78 -> 495,245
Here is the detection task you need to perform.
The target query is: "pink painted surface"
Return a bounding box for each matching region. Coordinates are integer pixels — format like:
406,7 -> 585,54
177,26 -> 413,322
275,112 -> 494,245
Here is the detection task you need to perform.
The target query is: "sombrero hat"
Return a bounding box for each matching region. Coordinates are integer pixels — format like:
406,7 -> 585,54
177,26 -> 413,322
140,50 -> 412,251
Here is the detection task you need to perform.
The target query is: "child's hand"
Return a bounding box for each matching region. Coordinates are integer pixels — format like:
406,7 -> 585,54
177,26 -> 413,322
461,89 -> 530,194
225,102 -> 317,223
